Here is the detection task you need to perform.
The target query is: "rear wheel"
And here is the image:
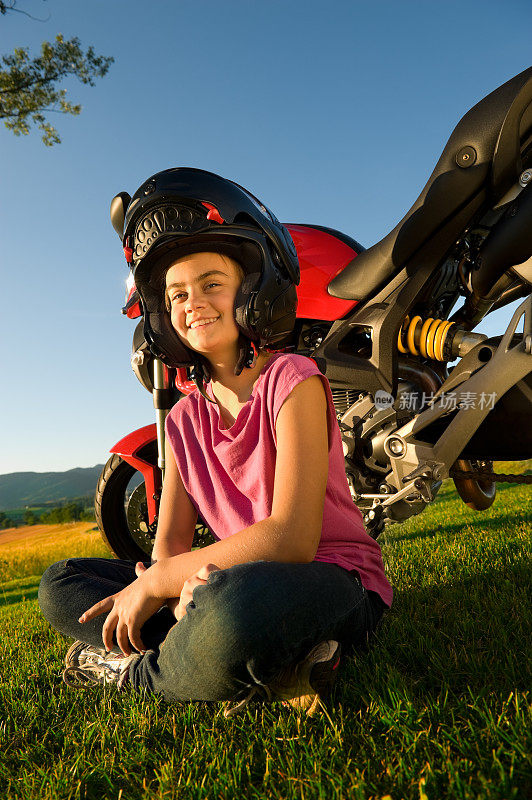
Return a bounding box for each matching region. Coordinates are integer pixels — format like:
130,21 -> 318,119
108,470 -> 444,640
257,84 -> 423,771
95,444 -> 214,560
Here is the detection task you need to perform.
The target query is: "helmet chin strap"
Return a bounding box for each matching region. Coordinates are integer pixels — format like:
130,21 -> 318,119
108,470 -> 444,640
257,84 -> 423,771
190,336 -> 258,401
234,335 -> 258,376
190,357 -> 215,404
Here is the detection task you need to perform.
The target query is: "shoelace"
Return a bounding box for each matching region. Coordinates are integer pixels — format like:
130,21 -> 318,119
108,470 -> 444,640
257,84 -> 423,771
223,684 -> 272,718
62,653 -> 133,690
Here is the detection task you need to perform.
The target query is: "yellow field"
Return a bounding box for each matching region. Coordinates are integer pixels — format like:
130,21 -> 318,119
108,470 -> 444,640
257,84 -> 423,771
0,521 -> 112,582
0,521 -> 95,547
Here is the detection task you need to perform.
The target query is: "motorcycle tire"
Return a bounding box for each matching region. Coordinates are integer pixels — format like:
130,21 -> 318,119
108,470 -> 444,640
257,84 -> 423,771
95,445 -> 214,561
452,458 -> 496,511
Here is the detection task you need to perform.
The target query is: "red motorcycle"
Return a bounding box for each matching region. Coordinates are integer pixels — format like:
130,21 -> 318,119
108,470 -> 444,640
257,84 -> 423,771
95,67 -> 532,561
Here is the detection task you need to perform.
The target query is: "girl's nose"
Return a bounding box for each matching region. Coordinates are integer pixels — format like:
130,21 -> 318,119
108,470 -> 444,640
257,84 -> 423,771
184,289 -> 206,314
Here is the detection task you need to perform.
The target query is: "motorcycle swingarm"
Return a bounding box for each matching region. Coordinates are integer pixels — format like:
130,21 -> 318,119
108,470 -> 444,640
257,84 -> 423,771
381,294 -> 532,506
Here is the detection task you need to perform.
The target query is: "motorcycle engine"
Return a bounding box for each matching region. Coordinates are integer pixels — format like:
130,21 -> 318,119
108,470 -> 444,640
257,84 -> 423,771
331,380 -> 432,536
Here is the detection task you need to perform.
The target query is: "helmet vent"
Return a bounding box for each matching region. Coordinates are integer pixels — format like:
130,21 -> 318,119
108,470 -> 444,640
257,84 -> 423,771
133,204 -> 205,261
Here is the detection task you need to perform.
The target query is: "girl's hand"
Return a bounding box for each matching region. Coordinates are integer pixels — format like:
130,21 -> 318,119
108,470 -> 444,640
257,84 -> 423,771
174,563 -> 220,622
135,561 -> 149,578
79,565 -> 164,656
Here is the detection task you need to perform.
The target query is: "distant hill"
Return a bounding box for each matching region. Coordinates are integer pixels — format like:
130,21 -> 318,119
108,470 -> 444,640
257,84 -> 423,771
0,466 -> 104,511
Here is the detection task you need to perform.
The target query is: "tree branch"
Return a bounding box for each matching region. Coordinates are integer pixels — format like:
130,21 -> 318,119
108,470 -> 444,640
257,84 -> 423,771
0,0 -> 50,22
0,33 -> 113,144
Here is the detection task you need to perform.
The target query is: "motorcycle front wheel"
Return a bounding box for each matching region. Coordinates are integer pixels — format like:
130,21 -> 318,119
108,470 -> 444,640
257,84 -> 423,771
95,444 -> 214,560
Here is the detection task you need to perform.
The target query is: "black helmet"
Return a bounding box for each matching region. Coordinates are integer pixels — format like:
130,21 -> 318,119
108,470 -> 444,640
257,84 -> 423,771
110,168 -> 299,383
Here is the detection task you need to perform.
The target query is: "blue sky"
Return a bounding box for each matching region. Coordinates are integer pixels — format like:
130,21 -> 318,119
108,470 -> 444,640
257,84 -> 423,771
1,0 -> 531,473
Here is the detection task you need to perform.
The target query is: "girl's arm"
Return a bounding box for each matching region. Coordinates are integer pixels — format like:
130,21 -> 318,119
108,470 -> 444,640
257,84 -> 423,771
145,374 -> 329,600
150,436 -> 198,562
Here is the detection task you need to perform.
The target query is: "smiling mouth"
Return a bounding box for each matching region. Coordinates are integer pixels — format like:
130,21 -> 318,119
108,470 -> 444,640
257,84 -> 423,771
188,317 -> 220,330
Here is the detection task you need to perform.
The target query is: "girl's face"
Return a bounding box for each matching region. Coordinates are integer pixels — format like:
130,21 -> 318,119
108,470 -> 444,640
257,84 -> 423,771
165,251 -> 243,359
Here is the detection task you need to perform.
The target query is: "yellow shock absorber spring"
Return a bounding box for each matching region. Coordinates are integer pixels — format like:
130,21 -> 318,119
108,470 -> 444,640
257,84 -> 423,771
397,315 -> 455,361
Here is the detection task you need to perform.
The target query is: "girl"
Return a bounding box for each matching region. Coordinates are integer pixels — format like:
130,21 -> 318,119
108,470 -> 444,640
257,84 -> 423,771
39,168 -> 392,717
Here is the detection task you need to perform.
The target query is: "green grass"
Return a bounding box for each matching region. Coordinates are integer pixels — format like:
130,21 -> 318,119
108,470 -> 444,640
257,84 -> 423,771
0,465 -> 530,799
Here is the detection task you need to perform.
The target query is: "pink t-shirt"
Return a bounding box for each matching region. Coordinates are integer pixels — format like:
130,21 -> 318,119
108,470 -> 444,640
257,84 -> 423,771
165,353 -> 393,607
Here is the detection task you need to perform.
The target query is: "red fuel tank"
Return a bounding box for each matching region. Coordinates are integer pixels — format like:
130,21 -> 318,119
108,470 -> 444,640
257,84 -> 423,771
285,224 -> 361,321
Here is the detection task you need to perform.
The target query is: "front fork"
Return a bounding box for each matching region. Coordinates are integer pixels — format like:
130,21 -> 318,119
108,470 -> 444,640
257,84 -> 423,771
110,358 -> 172,527
153,358 -> 170,482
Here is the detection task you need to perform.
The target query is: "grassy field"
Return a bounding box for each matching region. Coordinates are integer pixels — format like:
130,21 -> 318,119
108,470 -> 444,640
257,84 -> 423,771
0,465 -> 530,800
0,522 -> 111,583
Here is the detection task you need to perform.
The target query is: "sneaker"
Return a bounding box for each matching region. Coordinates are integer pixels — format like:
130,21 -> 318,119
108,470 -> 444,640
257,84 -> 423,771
268,640 -> 341,716
62,640 -> 138,690
223,640 -> 341,718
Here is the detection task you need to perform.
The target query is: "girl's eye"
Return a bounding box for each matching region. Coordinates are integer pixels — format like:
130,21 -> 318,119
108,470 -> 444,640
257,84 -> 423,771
168,282 -> 220,303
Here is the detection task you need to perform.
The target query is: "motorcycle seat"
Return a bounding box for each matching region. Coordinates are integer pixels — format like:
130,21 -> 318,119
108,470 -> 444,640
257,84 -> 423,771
329,66 -> 532,303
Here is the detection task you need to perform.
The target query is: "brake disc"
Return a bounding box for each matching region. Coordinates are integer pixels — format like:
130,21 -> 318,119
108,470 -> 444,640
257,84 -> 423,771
125,483 -> 157,553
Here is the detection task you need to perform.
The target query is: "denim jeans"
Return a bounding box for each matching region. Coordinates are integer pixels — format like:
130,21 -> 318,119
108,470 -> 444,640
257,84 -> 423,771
38,557 -> 386,703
